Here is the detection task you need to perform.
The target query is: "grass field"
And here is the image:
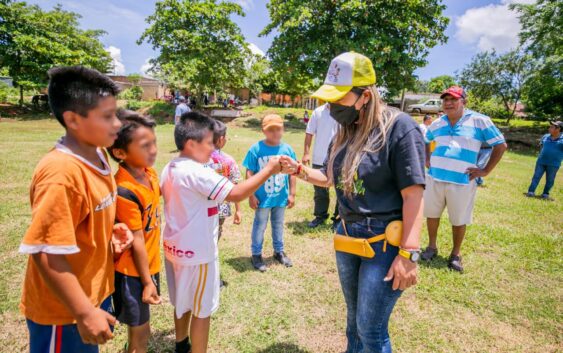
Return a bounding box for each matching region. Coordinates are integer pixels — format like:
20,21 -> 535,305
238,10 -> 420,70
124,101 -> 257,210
0,111 -> 561,353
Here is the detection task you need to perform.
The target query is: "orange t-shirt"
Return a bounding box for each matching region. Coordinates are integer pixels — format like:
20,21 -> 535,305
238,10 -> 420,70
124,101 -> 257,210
19,143 -> 117,325
114,166 -> 161,277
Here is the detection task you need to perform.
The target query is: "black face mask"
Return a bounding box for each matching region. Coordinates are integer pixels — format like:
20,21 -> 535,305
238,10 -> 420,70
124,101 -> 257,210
329,91 -> 365,126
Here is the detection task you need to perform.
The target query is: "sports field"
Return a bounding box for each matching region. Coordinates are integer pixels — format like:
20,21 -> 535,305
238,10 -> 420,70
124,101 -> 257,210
0,111 -> 561,353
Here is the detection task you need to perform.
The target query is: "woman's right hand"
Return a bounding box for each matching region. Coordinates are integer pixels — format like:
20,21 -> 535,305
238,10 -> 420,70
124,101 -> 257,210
279,155 -> 300,175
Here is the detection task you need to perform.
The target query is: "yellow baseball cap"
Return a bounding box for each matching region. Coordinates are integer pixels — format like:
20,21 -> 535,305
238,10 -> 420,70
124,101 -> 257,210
262,114 -> 284,130
312,52 -> 376,103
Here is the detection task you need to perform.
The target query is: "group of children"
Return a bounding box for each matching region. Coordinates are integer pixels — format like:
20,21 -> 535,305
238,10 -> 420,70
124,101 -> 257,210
19,66 -> 297,353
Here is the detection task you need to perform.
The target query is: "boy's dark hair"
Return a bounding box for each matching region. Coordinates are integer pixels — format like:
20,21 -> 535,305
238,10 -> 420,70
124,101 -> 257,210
48,66 -> 120,127
423,114 -> 432,121
213,119 -> 227,144
108,109 -> 156,162
174,111 -> 215,150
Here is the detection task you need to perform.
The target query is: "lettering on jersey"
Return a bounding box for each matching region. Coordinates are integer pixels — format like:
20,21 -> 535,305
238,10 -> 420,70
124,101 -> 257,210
164,241 -> 195,259
95,191 -> 117,212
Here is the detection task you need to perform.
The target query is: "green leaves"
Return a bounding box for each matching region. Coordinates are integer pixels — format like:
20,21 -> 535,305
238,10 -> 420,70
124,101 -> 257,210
261,0 -> 448,97
139,0 -> 250,94
0,0 -> 112,103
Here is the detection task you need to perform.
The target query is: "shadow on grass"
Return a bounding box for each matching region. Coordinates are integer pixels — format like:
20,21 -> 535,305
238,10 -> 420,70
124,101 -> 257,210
225,256 -> 254,273
256,342 -> 312,353
148,328 -> 175,352
286,220 -> 332,237
418,255 -> 450,270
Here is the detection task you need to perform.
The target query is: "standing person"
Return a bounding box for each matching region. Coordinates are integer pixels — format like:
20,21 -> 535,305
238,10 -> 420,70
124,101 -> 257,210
280,52 -> 425,353
19,66 -> 133,352
160,112 -> 283,353
419,114 -> 432,136
421,86 -> 508,272
243,114 -> 297,272
525,121 -> 563,200
175,96 -> 191,125
303,110 -> 310,124
302,103 -> 339,229
108,110 -> 163,353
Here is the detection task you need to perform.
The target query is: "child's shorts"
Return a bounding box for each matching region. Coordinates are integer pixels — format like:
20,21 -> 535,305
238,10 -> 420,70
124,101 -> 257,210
113,272 -> 160,327
26,296 -> 113,353
165,258 -> 220,319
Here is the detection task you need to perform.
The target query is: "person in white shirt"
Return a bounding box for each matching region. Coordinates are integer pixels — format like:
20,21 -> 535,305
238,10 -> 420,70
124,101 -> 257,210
175,96 -> 191,125
419,114 -> 432,137
302,103 -> 339,229
161,111 -> 283,353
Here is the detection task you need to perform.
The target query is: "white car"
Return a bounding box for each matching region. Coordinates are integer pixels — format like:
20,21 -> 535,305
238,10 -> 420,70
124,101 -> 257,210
407,99 -> 442,114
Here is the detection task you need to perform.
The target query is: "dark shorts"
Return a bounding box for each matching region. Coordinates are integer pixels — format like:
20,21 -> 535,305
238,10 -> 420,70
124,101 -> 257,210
27,296 -> 113,353
113,272 -> 160,327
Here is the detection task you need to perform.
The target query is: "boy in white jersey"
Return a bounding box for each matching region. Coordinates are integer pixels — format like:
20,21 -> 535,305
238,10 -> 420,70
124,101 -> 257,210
160,112 -> 283,353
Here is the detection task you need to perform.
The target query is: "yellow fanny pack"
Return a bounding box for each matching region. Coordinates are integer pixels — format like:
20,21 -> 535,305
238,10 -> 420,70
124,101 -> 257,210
333,220 -> 402,258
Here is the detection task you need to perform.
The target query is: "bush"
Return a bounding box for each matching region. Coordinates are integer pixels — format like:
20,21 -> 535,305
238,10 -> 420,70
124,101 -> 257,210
0,82 -> 18,104
120,86 -> 144,101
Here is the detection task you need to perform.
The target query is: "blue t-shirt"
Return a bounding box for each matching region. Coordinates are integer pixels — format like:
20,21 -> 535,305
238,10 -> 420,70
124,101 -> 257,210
242,140 -> 296,208
537,134 -> 563,167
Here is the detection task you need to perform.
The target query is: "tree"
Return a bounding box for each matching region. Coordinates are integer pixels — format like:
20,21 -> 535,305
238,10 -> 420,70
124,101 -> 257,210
511,0 -> 562,118
261,0 -> 449,98
0,1 -> 112,105
138,0 -> 251,99
459,50 -> 533,123
427,75 -> 456,93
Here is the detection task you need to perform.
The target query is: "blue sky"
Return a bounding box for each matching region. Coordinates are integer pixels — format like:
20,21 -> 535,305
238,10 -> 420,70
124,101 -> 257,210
27,0 -> 534,80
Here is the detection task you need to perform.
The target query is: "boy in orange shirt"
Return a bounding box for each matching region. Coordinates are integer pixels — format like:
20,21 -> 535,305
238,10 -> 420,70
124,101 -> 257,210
108,110 -> 163,353
19,66 -> 133,353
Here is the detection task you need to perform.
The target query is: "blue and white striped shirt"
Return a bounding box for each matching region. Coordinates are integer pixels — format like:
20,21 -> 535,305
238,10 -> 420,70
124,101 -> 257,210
426,109 -> 505,185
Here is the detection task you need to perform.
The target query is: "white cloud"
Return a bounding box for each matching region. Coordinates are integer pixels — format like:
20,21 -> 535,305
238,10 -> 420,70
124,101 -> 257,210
248,43 -> 265,57
106,46 -> 126,75
140,58 -> 153,77
234,0 -> 254,10
455,0 -> 535,52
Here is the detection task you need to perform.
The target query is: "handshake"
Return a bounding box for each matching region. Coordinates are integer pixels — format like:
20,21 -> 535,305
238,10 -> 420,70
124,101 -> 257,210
265,155 -> 301,175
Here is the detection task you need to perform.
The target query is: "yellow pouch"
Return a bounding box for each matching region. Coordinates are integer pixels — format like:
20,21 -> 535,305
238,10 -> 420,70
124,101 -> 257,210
333,220 -> 403,258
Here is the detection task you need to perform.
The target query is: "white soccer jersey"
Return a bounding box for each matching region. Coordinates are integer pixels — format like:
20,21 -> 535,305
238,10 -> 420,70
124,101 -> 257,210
160,157 -> 234,265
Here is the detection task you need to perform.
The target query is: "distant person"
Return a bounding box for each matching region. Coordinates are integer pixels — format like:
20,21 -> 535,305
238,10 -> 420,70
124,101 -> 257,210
302,103 -> 339,229
175,96 -> 190,125
420,114 -> 435,156
303,110 -> 310,124
525,121 -> 562,200
204,94 -> 209,106
437,110 -> 444,117
422,86 -> 507,272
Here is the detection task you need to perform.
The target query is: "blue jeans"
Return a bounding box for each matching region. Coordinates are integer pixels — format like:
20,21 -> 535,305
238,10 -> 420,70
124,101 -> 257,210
528,162 -> 560,196
475,148 -> 492,186
251,207 -> 285,255
336,218 -> 403,353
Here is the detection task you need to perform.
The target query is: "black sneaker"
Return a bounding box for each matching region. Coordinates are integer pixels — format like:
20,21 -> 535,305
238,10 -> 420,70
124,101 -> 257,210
331,217 -> 341,232
421,246 -> 438,261
274,251 -> 293,267
175,336 -> 191,353
308,216 -> 327,228
220,279 -> 228,289
251,255 -> 267,272
448,254 -> 464,273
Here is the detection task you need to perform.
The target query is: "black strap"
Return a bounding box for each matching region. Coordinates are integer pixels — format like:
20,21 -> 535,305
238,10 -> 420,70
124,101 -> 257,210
117,186 -> 144,217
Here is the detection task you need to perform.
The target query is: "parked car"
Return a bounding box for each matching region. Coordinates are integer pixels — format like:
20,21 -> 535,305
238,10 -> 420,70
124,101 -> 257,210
407,99 -> 442,114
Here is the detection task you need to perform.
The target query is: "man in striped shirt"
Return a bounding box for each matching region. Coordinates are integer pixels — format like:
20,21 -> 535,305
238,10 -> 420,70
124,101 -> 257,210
421,86 -> 508,272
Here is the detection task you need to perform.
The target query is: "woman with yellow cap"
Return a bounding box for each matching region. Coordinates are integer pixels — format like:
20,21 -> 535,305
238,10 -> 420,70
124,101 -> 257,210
280,52 -> 425,352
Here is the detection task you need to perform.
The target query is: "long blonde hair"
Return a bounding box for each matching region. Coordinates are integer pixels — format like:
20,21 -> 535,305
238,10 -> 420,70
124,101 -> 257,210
327,85 -> 400,198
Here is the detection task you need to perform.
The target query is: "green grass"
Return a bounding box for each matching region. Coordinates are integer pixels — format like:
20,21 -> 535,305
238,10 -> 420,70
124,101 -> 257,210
0,113 -> 562,353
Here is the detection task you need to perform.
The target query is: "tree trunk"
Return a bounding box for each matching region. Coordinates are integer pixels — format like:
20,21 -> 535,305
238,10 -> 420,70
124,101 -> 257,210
400,88 -> 406,112
19,86 -> 24,107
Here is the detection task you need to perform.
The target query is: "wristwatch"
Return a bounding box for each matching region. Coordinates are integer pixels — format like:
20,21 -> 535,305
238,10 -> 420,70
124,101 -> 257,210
398,248 -> 421,263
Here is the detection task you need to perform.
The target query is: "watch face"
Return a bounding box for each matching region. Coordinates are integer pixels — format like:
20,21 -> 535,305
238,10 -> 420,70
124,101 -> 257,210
411,252 -> 420,262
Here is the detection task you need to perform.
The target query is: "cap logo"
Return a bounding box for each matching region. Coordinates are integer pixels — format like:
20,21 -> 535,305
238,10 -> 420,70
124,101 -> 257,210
327,63 -> 341,83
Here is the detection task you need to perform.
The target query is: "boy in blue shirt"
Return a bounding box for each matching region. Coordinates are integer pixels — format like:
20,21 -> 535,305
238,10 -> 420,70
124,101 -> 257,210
243,114 -> 297,272
526,121 -> 563,200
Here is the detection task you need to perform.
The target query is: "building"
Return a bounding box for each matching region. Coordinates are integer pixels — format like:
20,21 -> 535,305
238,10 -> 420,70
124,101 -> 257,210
107,75 -> 168,101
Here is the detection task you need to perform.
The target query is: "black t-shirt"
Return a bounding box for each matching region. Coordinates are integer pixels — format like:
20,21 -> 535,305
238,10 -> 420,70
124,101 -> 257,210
322,113 -> 426,222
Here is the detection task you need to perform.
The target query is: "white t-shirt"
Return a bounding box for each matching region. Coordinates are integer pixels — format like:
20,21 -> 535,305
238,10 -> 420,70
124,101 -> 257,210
160,158 -> 233,265
419,123 -> 428,143
306,104 -> 338,166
